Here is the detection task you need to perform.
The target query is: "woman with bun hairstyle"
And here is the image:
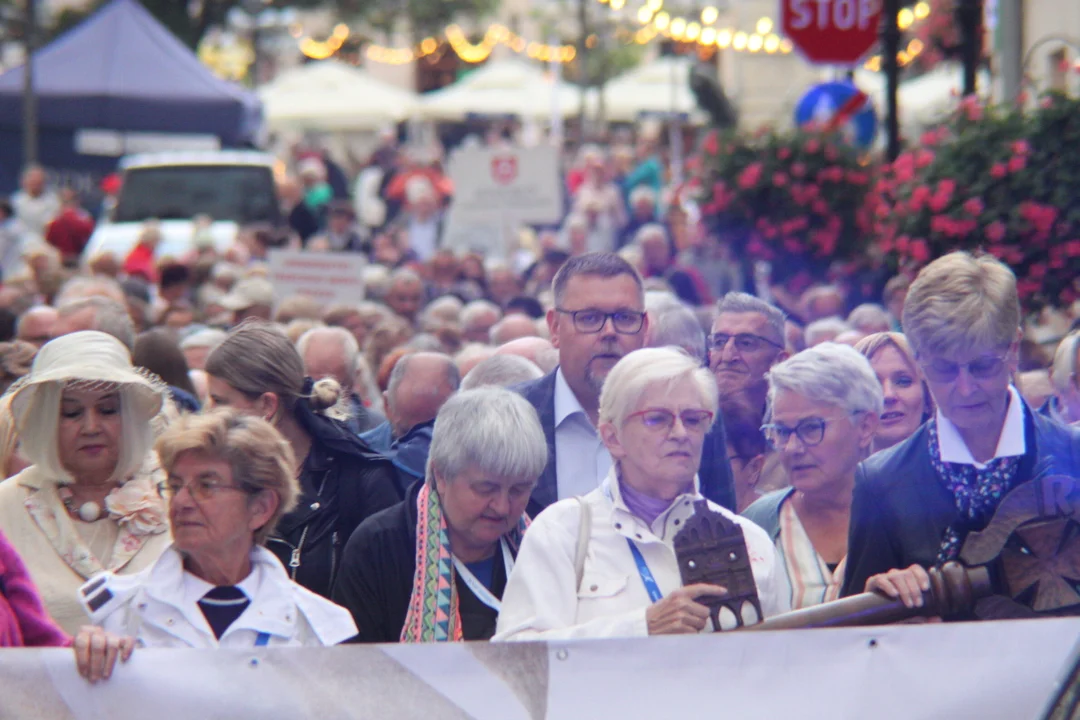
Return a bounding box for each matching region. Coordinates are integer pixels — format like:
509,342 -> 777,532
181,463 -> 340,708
205,321 -> 400,599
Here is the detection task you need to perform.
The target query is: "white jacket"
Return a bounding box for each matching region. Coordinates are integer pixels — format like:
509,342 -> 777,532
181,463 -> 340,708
78,545 -> 357,648
494,470 -> 790,640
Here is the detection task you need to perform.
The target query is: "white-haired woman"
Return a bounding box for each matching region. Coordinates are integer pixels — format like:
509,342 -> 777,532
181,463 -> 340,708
333,388 -> 547,642
74,410 -> 357,682
495,348 -> 786,640
843,252 -> 1080,610
742,343 -> 882,609
0,331 -> 171,634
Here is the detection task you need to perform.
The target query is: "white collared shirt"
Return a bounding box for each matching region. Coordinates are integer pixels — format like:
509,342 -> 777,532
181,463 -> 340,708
553,368 -> 612,500
936,385 -> 1027,469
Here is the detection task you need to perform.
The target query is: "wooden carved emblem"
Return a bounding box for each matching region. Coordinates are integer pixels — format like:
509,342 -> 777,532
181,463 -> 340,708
673,499 -> 762,630
960,474 -> 1080,619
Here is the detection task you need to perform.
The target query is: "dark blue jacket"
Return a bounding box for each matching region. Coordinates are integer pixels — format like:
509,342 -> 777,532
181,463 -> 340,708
841,404 -> 1080,598
513,369 -> 737,519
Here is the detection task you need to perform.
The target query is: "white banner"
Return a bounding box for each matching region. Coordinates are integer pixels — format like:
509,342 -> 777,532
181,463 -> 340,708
443,146 -> 563,261
0,618 -> 1075,719
267,250 -> 366,307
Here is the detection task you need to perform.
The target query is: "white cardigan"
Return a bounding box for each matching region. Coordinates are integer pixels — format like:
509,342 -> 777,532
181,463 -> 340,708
81,544 -> 357,648
494,470 -> 789,640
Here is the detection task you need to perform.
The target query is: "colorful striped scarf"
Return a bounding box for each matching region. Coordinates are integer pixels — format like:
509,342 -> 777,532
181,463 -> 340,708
400,482 -> 529,643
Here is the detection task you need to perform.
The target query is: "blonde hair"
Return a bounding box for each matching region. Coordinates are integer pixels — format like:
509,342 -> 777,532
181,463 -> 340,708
0,394 -> 19,476
853,332 -> 934,419
902,251 -> 1019,358
1051,330 -> 1080,393
599,347 -> 718,430
156,409 -> 299,545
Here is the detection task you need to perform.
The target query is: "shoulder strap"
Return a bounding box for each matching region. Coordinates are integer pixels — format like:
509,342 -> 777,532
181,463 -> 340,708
574,497 -> 591,593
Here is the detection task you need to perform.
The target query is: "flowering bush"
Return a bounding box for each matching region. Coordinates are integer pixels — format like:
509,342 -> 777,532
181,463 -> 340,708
909,0 -> 962,72
699,128 -> 876,293
871,92 -> 1080,307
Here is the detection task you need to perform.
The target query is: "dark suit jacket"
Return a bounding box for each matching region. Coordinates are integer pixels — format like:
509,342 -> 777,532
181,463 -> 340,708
841,404 -> 1080,598
513,369 -> 736,519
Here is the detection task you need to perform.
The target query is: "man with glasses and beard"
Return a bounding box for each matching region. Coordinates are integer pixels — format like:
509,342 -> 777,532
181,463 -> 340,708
513,253 -> 736,519
843,251 -> 1080,610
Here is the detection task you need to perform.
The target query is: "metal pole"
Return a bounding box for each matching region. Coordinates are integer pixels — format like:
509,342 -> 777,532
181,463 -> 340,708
999,0 -> 1022,101
882,0 -> 901,160
959,0 -> 983,95
22,0 -> 37,166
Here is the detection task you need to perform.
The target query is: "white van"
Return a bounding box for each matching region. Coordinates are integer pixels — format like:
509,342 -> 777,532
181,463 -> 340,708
83,150 -> 281,261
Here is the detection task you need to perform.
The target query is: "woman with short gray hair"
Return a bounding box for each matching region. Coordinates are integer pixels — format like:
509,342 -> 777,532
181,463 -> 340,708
333,387 -> 547,642
496,348 -> 785,640
743,343 -> 882,609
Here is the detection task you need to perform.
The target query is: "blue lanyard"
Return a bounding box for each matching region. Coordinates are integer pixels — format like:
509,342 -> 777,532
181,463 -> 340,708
626,540 -> 664,603
254,632 -> 271,647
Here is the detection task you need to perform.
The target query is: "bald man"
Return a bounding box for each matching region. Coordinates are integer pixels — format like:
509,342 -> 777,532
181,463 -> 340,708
489,314 -> 540,346
16,306 -> 57,347
494,336 -> 558,374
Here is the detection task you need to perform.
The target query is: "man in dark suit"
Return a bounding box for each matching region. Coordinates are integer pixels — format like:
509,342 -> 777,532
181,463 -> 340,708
514,252 -> 736,519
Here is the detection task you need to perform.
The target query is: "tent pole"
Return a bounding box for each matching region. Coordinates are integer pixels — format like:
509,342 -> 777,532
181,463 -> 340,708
22,0 -> 37,166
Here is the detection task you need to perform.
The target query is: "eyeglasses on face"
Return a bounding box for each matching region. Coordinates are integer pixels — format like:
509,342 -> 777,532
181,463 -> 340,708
164,476 -> 251,502
627,408 -> 715,433
918,350 -> 1010,384
556,308 -> 645,334
760,413 -> 860,450
708,332 -> 784,354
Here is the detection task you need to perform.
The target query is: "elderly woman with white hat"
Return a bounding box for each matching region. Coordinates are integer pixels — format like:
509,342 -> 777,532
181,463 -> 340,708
0,331 -> 171,634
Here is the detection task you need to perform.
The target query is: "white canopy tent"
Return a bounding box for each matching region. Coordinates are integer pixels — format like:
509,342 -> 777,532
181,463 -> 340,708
259,60 -> 419,132
852,64 -> 992,133
419,58 -> 586,121
595,56 -> 708,124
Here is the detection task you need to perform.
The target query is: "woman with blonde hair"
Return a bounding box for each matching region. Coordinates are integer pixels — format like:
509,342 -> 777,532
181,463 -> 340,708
854,331 -> 933,453
74,410 -> 357,682
205,321 -> 399,599
0,331 -> 170,633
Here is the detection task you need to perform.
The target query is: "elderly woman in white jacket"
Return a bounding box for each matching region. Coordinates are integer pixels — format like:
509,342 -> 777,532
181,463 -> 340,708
74,410 -> 356,682
495,347 -> 788,641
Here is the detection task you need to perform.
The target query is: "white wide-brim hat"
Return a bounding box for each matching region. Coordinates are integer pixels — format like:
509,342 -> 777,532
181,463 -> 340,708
8,330 -> 165,431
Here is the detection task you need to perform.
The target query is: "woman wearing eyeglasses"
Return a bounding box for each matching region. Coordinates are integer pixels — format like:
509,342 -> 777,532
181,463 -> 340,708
73,410 -> 357,682
495,347 -> 786,640
842,252 -> 1080,609
742,343 -> 883,609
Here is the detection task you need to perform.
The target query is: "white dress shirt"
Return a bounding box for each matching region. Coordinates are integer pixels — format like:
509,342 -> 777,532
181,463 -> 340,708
936,385 -> 1027,469
553,368 -> 612,500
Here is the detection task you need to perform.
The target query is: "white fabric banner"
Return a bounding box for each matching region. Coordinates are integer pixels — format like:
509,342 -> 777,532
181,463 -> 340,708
0,618 -> 1075,720
266,250 -> 366,307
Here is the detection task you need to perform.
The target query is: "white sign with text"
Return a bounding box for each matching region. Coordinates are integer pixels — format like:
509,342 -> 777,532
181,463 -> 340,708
267,250 -> 365,306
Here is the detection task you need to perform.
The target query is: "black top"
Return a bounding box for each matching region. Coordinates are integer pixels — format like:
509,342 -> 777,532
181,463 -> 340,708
332,482 -> 507,643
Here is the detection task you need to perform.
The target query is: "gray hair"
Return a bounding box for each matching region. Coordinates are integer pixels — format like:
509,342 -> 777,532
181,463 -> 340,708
551,252 -> 644,307
1052,330 -> 1080,393
426,387 -> 548,485
296,326 -> 360,384
461,300 -> 502,330
766,342 -> 884,420
649,303 -> 707,365
56,297 -> 136,354
422,295 -> 464,326
629,185 -> 657,207
633,223 -> 668,246
54,276 -> 127,306
461,354 -> 543,391
847,303 -> 892,334
388,352 -> 461,401
179,328 -> 228,352
599,347 -> 718,430
805,317 -> 854,347
715,292 -> 786,344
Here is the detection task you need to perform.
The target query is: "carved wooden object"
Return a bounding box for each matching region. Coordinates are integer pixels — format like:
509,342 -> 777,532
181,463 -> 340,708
673,499 -> 762,630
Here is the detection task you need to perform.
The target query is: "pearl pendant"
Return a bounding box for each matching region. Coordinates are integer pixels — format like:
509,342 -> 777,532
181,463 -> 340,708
78,501 -> 102,523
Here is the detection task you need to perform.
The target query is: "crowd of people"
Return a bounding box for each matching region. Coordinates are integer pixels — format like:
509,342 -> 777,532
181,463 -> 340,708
0,138 -> 1076,687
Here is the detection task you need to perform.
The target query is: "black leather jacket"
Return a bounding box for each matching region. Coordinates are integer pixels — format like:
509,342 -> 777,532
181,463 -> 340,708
266,392 -> 401,600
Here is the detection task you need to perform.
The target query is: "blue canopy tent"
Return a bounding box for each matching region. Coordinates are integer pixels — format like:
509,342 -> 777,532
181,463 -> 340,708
0,0 -> 262,194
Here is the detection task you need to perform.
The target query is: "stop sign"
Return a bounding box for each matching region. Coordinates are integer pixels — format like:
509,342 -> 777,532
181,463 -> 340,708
781,0 -> 883,65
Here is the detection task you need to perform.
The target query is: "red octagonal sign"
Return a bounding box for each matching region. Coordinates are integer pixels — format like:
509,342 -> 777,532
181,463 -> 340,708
781,0 -> 883,65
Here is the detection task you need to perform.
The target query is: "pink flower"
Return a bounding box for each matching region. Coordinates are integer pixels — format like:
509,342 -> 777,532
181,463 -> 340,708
910,185 -> 932,212
778,147 -> 792,160
985,220 -> 1007,243
805,139 -> 821,154
106,481 -> 168,536
990,163 -> 1008,179
738,162 -> 764,189
1066,240 -> 1080,258
1008,155 -> 1027,173
1012,140 -> 1031,156
702,132 -> 720,155
824,145 -> 838,161
773,172 -> 789,187
792,162 -> 807,178
963,198 -> 985,216
915,150 -> 935,169
909,239 -> 931,263
960,95 -> 984,121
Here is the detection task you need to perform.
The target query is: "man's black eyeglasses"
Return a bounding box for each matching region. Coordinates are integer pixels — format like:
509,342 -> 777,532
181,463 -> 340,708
556,308 -> 646,334
708,333 -> 785,354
